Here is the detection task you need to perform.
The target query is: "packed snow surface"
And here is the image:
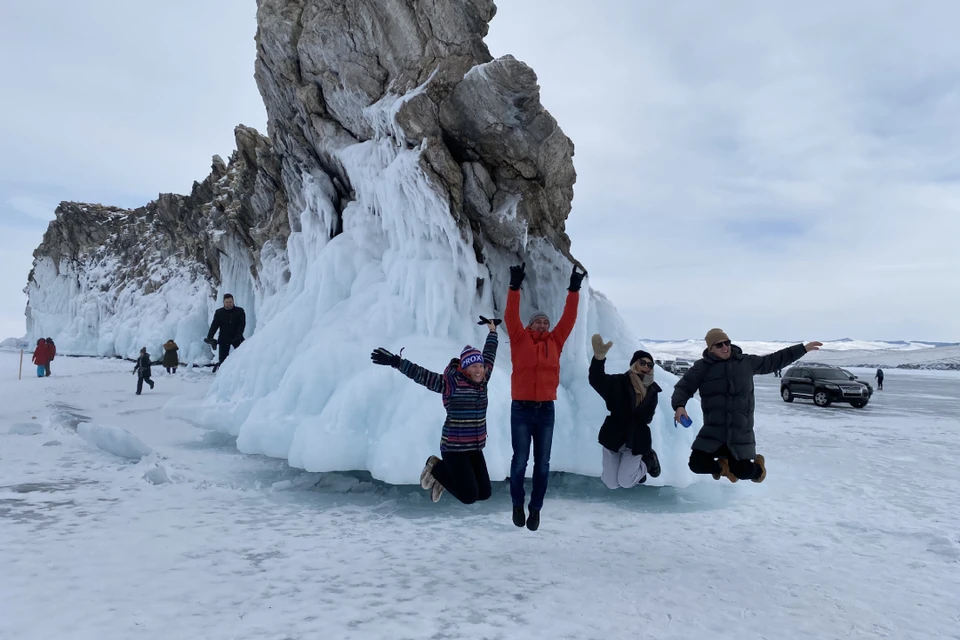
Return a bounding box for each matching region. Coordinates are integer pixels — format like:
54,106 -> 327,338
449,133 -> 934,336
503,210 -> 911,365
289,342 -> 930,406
1,354 -> 958,639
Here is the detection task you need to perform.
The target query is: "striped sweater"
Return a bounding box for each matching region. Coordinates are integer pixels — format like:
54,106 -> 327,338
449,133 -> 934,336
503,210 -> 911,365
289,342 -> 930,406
397,332 -> 499,452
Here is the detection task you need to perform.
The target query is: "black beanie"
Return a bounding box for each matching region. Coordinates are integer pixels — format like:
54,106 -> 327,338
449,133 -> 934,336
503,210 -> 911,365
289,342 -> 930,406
630,350 -> 653,365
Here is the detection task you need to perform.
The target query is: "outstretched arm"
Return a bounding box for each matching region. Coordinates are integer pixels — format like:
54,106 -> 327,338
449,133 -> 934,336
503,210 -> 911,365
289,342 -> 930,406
746,343 -> 814,375
671,359 -> 708,410
397,359 -> 446,394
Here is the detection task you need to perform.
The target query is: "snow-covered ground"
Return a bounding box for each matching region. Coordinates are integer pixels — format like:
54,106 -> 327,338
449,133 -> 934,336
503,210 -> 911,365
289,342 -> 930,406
2,354 -> 958,639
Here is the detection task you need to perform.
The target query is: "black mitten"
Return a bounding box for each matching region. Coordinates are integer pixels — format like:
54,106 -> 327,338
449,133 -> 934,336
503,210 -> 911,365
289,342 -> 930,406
568,265 -> 587,292
509,263 -> 526,291
371,347 -> 402,368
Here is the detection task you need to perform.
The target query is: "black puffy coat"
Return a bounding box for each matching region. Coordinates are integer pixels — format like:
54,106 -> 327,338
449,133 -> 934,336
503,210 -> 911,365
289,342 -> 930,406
162,341 -> 179,367
671,343 -> 806,459
206,306 -> 246,345
589,357 -> 662,455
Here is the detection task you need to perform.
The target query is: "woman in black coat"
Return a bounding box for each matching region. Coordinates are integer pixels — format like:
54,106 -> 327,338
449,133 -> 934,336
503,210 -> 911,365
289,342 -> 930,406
588,335 -> 662,489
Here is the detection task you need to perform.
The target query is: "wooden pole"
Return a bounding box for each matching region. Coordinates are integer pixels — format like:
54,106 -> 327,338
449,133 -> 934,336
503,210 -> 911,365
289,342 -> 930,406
19,348 -> 24,380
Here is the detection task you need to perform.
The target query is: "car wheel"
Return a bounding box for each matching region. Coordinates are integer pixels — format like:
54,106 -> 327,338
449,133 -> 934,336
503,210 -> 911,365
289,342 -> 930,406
850,400 -> 868,408
813,390 -> 832,407
781,386 -> 794,403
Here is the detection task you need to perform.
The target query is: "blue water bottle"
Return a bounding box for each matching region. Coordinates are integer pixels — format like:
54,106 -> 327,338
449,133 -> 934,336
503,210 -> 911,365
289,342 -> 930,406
676,415 -> 692,428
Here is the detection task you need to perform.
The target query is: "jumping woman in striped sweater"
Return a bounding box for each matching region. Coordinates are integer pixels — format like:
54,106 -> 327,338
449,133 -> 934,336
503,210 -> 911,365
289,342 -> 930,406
370,317 -> 500,504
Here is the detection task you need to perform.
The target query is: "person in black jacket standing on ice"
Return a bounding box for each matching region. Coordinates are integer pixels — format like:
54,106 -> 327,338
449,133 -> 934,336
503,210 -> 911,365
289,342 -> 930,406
588,335 -> 662,489
205,294 -> 246,372
672,328 -> 822,483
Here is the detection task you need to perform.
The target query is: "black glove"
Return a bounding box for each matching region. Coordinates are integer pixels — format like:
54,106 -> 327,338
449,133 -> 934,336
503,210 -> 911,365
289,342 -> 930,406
568,265 -> 587,292
204,337 -> 218,347
477,315 -> 502,327
232,337 -> 244,348
509,263 -> 526,291
371,347 -> 402,368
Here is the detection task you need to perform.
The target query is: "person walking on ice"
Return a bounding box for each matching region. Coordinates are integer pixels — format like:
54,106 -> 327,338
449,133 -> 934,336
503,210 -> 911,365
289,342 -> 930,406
205,294 -> 246,372
506,261 -> 585,531
875,368 -> 884,390
31,338 -> 51,378
588,335 -> 662,489
370,316 -> 500,504
133,347 -> 155,395
672,328 -> 822,483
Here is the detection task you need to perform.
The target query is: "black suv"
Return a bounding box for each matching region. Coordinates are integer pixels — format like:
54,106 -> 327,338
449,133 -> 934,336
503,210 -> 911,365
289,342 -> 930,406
780,366 -> 873,408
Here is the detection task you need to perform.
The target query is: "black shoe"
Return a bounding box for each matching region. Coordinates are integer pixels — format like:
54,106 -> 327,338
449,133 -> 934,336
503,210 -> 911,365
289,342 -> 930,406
526,509 -> 540,532
512,506 -> 525,528
136,392 -> 141,395
148,381 -> 155,389
642,450 -> 661,478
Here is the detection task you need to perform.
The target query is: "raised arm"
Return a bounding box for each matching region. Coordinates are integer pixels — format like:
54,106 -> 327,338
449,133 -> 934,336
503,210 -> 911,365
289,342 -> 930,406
746,343 -> 809,375
505,289 -> 524,342
482,331 -> 499,381
551,291 -> 580,349
671,359 -> 708,409
588,357 -> 615,401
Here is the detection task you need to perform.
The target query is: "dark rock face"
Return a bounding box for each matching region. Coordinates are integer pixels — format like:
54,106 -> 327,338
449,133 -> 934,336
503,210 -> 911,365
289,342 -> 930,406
28,0 -> 582,352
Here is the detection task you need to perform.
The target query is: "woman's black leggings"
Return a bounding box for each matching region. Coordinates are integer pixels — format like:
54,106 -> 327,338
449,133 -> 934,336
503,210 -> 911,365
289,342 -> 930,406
431,450 -> 492,504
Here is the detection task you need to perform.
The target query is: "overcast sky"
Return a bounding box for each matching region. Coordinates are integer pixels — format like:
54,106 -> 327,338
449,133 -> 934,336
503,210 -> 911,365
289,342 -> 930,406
1,0 -> 957,342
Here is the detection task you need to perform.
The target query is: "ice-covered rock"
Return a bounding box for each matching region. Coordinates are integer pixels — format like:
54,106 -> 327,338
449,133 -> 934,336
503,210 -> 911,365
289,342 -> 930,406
32,0 -> 702,486
25,126 -> 285,361
77,423 -> 153,460
142,465 -> 172,485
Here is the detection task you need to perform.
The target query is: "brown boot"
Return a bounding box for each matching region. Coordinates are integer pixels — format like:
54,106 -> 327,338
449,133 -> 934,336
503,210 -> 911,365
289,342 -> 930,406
752,455 -> 766,483
715,458 -> 738,483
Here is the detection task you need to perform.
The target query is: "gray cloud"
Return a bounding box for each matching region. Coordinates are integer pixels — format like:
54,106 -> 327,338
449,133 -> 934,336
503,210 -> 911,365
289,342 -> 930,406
0,0 -> 956,341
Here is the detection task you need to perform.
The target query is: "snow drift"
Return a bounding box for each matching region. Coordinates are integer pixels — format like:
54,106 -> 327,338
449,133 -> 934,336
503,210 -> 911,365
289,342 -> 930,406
30,0 -> 701,485
77,423 -> 153,460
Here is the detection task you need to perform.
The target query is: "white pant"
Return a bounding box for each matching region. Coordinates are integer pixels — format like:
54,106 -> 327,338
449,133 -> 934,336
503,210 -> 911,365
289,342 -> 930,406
601,445 -> 648,489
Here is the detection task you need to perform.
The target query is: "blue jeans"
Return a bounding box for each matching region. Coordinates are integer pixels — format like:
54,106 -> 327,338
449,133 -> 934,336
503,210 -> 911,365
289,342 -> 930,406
509,400 -> 555,511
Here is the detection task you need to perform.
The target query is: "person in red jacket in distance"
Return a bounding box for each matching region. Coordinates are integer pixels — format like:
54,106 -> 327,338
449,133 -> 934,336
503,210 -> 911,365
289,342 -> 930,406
506,261 -> 586,531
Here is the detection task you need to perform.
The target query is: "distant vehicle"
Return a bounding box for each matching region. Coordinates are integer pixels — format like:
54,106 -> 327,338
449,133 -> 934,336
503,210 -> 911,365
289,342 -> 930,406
780,366 -> 873,408
661,360 -> 675,373
672,359 -> 692,375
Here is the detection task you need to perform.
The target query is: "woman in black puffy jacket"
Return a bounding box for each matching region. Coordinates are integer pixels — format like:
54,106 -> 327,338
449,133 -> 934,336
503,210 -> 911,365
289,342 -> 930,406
588,335 -> 661,489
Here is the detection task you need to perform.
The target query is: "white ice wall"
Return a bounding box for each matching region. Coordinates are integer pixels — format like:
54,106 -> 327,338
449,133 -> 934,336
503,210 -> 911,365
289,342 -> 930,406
27,255 -> 217,362
169,93 -> 701,486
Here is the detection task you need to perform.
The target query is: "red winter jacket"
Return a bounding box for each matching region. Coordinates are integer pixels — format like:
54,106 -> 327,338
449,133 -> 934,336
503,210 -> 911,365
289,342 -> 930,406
32,341 -> 51,366
46,341 -> 56,361
505,288 -> 579,401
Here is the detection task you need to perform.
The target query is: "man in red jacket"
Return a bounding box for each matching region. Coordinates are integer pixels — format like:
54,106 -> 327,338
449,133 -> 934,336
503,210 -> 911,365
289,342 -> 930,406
506,261 -> 586,531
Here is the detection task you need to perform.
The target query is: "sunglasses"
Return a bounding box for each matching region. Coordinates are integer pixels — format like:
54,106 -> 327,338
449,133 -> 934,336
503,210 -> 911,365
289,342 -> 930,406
635,359 -> 654,368
713,340 -> 731,349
